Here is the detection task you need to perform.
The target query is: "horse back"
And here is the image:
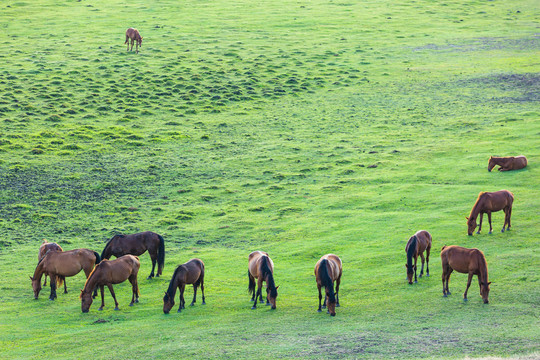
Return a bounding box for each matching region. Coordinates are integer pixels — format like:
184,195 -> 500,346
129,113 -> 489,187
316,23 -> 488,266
248,251 -> 270,278
316,254 -> 341,282
181,259 -> 204,284
441,245 -> 483,274
415,230 -> 432,253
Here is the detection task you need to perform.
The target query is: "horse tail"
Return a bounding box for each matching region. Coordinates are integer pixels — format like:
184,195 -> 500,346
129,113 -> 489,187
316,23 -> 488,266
57,275 -> 64,288
93,251 -> 101,265
318,259 -> 335,303
260,256 -> 277,297
248,270 -> 256,296
157,235 -> 165,275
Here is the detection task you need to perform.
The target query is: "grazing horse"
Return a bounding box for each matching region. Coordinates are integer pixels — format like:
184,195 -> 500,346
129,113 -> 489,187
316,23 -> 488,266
31,249 -> 100,300
101,231 -> 165,279
466,190 -> 514,235
488,155 -> 527,172
80,255 -> 140,313
405,230 -> 432,284
441,245 -> 491,303
38,239 -> 63,288
125,28 -> 143,53
314,254 -> 342,316
163,259 -> 206,314
248,251 -> 279,310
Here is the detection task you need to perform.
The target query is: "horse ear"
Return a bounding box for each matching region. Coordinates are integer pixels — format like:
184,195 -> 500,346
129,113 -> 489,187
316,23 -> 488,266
465,217 -> 469,220
276,285 -> 280,290
29,276 -> 33,281
488,282 -> 492,285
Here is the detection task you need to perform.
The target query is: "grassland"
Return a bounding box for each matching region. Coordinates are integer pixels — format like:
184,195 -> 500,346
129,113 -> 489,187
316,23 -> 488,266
0,0 -> 539,358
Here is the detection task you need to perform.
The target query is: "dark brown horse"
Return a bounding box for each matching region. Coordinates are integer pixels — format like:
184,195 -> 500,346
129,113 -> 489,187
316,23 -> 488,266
248,251 -> 279,310
31,248 -> 100,300
405,230 -> 432,284
467,190 -> 514,235
38,239 -> 63,288
125,28 -> 143,53
101,231 -> 164,279
314,254 -> 342,316
441,245 -> 491,303
80,255 -> 140,313
163,259 -> 206,314
488,155 -> 527,172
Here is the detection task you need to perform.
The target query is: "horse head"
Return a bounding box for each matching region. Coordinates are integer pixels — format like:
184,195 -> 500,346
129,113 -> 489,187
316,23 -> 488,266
163,292 -> 174,314
488,156 -> 496,172
480,281 -> 491,304
325,288 -> 337,316
267,285 -> 279,310
466,217 -> 477,236
80,290 -> 93,313
405,263 -> 416,285
30,276 -> 41,299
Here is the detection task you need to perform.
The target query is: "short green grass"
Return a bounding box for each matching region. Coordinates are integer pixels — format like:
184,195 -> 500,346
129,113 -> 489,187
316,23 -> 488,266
0,0 -> 539,358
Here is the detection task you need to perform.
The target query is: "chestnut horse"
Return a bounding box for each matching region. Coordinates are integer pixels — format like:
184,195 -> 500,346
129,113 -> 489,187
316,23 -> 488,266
163,259 -> 206,314
405,230 -> 432,284
125,28 -> 143,53
38,239 -> 63,288
314,254 -> 342,316
441,245 -> 491,303
248,251 -> 279,310
466,190 -> 513,235
488,155 -> 527,172
31,248 -> 100,300
80,255 -> 140,313
101,231 -> 164,279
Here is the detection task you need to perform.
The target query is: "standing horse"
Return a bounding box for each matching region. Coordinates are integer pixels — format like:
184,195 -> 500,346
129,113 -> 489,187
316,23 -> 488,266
441,245 -> 491,303
314,254 -> 342,316
38,239 -> 63,288
466,190 -> 514,235
405,230 -> 432,284
125,28 -> 143,53
488,155 -> 527,172
248,251 -> 279,310
163,259 -> 206,314
31,249 -> 100,300
80,255 -> 140,313
101,231 -> 165,279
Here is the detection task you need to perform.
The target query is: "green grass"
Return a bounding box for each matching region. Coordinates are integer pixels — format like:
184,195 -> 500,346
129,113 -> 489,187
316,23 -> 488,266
0,0 -> 539,358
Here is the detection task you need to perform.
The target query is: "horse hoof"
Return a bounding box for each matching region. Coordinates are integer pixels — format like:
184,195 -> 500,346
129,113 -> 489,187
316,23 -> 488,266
177,309 -> 182,313
501,229 -> 505,233
447,291 -> 451,295
443,294 -> 447,298
426,274 -> 430,277
129,303 -> 134,307
317,309 -> 322,312
202,301 -> 206,305
419,274 -> 423,278
114,307 -> 120,311
488,231 -> 493,234
414,280 -> 418,283
250,299 -> 254,302
463,298 -> 468,302
266,302 -> 270,306
251,306 -> 257,310
322,305 -> 326,309
477,231 -> 481,234
98,308 -> 103,311
190,303 -> 195,306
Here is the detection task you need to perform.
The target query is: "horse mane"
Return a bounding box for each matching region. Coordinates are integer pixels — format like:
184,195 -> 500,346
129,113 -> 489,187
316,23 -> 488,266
469,192 -> 487,219
260,256 -> 277,298
81,261 -> 104,297
476,250 -> 489,285
406,236 -> 417,272
164,265 -> 184,300
101,234 -> 123,259
318,259 -> 335,303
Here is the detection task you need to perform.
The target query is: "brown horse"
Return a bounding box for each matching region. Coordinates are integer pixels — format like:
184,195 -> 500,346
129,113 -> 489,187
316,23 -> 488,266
38,239 -> 63,288
467,190 -> 514,235
441,245 -> 491,303
80,255 -> 140,313
31,248 -> 100,300
101,231 -> 164,279
488,155 -> 527,172
405,230 -> 432,284
163,259 -> 206,314
248,251 -> 279,310
314,254 -> 342,316
125,28 -> 143,53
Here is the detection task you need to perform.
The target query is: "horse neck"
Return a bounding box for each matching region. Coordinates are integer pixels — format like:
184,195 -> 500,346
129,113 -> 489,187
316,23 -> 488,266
406,237 -> 417,267
260,257 -> 276,291
469,194 -> 485,219
101,239 -> 114,259
166,267 -> 184,298
33,261 -> 45,281
82,267 -> 100,294
477,255 -> 489,284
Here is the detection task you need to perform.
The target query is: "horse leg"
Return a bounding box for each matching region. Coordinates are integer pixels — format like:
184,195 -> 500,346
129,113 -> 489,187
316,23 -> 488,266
259,279 -> 265,303
413,256 -> 418,283
335,277 -> 341,307
463,273 -> 474,301
43,274 -> 48,286
190,284 -> 197,306
487,212 -> 493,234
266,287 -> 270,305
426,246 -> 431,277
129,275 -> 138,306
507,206 -> 512,231
419,253 -> 425,278
107,284 -> 120,310
49,274 -> 57,300
322,292 -> 327,308
126,37 -> 130,51
148,251 -> 157,279
180,284 -> 186,310
477,213 -> 484,234
200,277 -> 206,305
252,280 -> 262,309
63,276 -> 68,294
317,284 -> 323,312
99,285 -> 105,310
136,42 -> 139,54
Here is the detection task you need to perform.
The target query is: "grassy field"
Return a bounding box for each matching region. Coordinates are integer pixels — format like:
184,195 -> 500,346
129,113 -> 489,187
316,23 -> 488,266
0,0 -> 539,358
